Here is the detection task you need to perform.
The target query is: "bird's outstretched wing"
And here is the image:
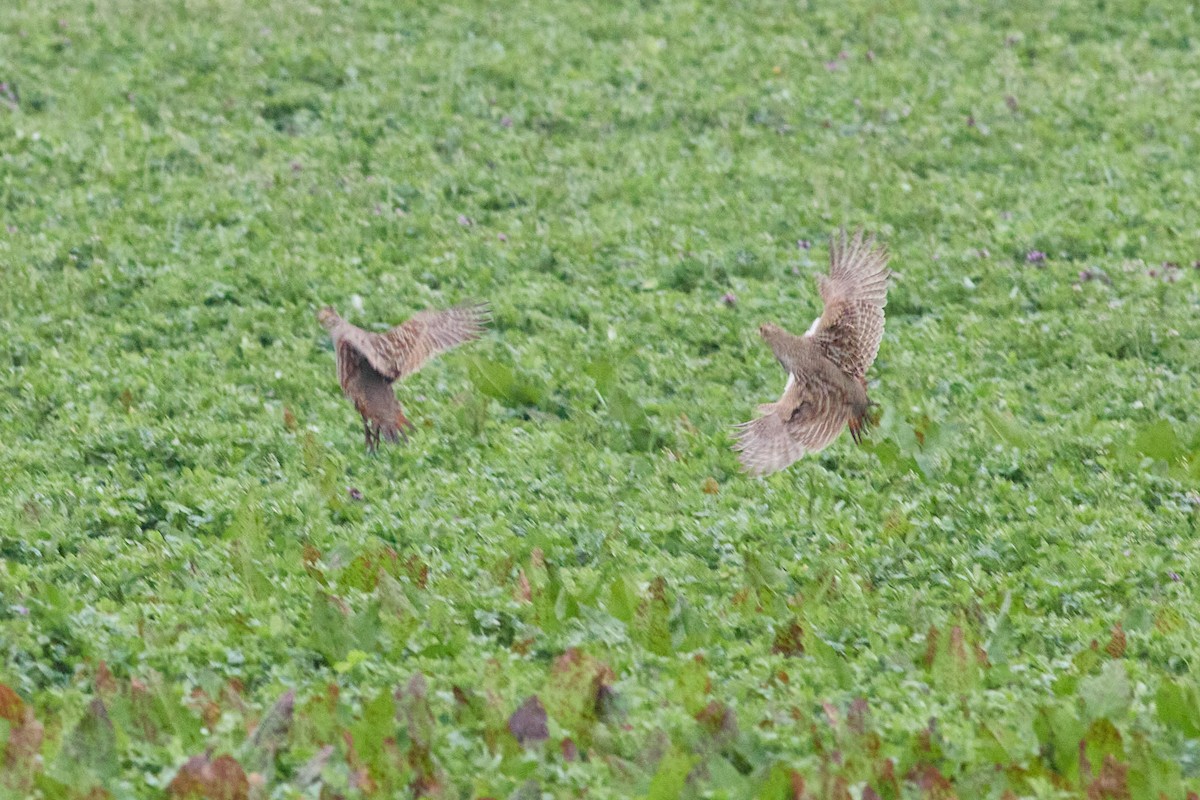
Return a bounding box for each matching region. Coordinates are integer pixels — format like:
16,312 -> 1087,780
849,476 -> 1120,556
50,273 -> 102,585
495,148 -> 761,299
354,302 -> 490,382
733,372 -> 849,477
334,339 -> 366,397
329,321 -> 385,395
810,229 -> 890,379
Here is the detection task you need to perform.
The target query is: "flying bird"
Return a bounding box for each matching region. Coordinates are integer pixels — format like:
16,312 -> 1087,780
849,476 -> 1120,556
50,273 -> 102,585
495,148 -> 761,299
733,229 -> 890,476
318,302 -> 490,451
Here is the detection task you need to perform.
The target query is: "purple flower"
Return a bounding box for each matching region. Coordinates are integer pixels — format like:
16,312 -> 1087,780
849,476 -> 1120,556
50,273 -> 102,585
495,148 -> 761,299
348,487 -> 364,501
1026,250 -> 1046,265
797,239 -> 811,250
1169,571 -> 1182,582
508,696 -> 549,746
497,232 -> 508,243
500,116 -> 513,128
457,214 -> 473,227
721,292 -> 737,307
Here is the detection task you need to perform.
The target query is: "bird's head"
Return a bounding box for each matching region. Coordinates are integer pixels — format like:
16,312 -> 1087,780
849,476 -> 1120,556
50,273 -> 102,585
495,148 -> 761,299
317,306 -> 341,331
758,322 -> 785,342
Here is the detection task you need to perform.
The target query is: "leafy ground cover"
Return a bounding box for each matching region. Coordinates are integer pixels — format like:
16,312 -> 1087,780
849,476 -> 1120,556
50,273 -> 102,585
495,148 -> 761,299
2,0 -> 1200,797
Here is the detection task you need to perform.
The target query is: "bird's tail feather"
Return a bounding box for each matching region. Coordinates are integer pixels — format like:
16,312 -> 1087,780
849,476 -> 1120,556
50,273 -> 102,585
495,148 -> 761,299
385,409 -> 415,443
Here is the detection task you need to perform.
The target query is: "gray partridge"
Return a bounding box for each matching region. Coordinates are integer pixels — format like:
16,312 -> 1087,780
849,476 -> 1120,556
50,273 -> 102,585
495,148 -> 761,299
318,302 -> 490,451
733,229 -> 890,476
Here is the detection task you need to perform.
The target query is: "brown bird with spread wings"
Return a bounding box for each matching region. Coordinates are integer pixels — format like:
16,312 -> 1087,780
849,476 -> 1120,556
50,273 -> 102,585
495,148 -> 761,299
733,229 -> 890,476
318,302 -> 490,451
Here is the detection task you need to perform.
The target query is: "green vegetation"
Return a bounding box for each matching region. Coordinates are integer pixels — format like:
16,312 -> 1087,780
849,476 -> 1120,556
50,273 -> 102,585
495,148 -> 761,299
3,0 -> 1200,796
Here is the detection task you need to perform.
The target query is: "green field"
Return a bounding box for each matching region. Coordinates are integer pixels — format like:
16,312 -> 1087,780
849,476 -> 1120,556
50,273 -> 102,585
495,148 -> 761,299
3,0 -> 1200,797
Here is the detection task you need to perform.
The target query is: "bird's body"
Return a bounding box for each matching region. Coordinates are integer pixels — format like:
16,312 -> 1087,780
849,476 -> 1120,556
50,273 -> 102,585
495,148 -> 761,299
318,302 -> 489,451
733,229 -> 890,476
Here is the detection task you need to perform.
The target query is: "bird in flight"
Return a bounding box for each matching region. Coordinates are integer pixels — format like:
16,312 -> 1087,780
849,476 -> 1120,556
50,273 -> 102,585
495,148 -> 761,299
733,229 -> 890,476
318,302 -> 490,451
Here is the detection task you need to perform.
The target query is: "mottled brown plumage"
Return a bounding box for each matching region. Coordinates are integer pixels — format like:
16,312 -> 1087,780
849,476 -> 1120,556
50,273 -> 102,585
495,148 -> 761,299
733,229 -> 890,476
318,302 -> 490,451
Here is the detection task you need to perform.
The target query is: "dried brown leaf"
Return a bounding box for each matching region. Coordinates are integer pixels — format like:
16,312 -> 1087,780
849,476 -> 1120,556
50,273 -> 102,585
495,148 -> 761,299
94,661 -> 118,699
1086,754 -> 1130,800
922,625 -> 940,669
0,683 -> 24,724
772,621 -> 805,657
167,754 -> 250,800
514,569 -> 532,603
1105,623 -> 1127,659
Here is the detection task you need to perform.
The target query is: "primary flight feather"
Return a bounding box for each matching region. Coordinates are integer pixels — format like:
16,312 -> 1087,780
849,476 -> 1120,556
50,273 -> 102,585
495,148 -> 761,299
733,229 -> 890,476
318,302 -> 490,451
